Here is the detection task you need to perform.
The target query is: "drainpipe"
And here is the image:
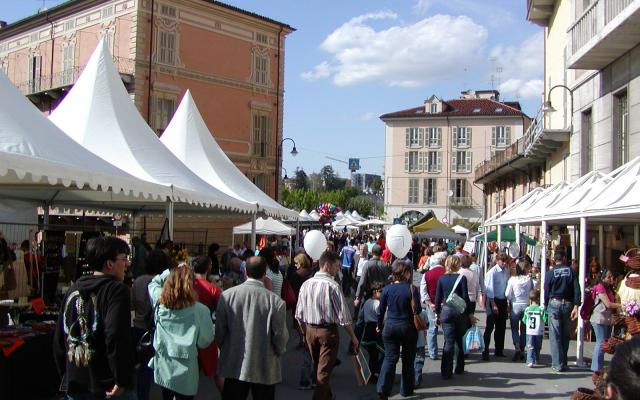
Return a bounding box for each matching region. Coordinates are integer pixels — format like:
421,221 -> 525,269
274,26 -> 283,201
45,11 -> 55,112
146,0 -> 155,124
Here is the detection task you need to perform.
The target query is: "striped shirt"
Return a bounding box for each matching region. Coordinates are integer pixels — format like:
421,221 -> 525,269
295,272 -> 352,326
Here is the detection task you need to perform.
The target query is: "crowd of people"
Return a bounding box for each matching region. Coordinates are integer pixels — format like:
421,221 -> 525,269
50,230 -> 639,400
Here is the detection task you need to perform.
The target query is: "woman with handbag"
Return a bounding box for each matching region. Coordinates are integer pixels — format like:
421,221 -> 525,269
590,269 -> 621,372
435,255 -> 474,380
376,260 -> 422,399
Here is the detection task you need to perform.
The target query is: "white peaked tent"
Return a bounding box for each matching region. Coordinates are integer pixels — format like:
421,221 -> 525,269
351,210 -> 366,221
49,40 -> 253,213
308,210 -> 320,221
0,69 -> 172,209
299,210 -> 313,221
451,225 -> 469,237
159,91 -> 296,219
233,217 -> 296,236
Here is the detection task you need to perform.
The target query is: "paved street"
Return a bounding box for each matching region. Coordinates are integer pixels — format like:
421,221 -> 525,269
148,271 -> 599,400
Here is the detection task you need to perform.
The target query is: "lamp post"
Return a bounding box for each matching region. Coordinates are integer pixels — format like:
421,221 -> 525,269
282,167 -> 288,180
541,84 -> 574,129
276,137 -> 297,201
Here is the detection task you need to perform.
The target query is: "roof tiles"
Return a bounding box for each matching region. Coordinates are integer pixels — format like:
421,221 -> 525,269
380,98 -> 526,119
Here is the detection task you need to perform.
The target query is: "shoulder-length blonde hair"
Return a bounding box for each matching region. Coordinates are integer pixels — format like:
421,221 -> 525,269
159,263 -> 198,310
294,253 -> 310,269
445,255 -> 461,274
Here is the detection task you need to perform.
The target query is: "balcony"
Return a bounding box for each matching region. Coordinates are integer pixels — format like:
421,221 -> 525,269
15,57 -> 135,100
450,197 -> 472,207
568,0 -> 640,69
522,105 -> 570,158
527,0 -> 558,27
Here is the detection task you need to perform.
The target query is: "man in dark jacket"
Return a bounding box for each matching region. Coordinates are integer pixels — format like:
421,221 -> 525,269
53,236 -> 135,399
354,245 -> 391,309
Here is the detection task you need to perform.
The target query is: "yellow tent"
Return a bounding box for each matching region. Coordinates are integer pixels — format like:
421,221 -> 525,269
409,211 -> 448,233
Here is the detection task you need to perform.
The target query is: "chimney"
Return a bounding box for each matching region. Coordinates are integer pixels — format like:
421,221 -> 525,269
0,21 -> 7,29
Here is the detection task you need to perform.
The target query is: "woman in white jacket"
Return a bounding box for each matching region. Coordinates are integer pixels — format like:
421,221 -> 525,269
505,260 -> 532,362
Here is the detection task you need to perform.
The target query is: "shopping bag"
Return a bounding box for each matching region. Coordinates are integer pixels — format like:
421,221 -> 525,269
463,325 -> 485,354
281,279 -> 297,310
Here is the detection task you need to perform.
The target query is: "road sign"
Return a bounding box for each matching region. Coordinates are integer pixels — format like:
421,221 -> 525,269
348,158 -> 360,172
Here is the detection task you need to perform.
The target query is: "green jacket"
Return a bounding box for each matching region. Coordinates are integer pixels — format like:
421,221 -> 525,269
148,269 -> 214,395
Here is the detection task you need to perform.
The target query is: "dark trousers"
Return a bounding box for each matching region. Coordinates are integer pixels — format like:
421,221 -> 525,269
377,321 -> 417,397
441,316 -> 470,378
341,267 -> 352,296
306,325 -> 339,400
161,387 -> 193,400
483,298 -> 508,355
222,378 -> 275,400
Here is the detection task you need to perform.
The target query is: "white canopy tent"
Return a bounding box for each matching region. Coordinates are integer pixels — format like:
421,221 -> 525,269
333,214 -> 361,227
298,210 -> 313,221
0,68 -> 172,214
232,217 -> 296,236
451,225 -> 470,237
351,210 -> 366,221
483,156 -> 640,367
160,91 -> 297,220
359,218 -> 391,226
308,210 -> 320,221
49,40 -> 254,221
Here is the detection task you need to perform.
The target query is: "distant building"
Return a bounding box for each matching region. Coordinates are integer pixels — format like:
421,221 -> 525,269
351,173 -> 381,193
381,90 -> 530,224
0,0 -> 293,247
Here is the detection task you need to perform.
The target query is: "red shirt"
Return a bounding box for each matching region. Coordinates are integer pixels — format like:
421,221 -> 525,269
193,277 -> 221,310
424,265 -> 445,302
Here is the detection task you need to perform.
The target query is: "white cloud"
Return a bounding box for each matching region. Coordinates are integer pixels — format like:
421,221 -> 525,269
361,111 -> 375,121
412,0 -> 435,15
300,61 -> 332,81
302,12 -> 487,87
492,32 -> 544,100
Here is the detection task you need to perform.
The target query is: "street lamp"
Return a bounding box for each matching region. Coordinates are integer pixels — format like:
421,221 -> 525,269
281,137 -> 298,156
282,167 -> 288,180
276,137 -> 298,201
542,84 -> 574,128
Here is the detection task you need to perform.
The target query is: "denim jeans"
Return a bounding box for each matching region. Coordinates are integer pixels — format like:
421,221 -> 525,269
591,323 -> 611,372
526,335 -> 543,365
341,267 -> 352,296
414,346 -> 426,386
425,306 -> 439,359
510,304 -> 527,352
548,299 -> 573,370
377,321 -> 417,397
67,390 -> 138,400
441,316 -> 470,378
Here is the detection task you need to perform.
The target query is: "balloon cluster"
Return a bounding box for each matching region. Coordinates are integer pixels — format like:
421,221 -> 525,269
316,203 -> 341,225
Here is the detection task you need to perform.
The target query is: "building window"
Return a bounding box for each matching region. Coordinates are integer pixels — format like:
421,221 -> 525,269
616,92 -> 628,167
426,151 -> 441,173
256,32 -> 268,44
453,127 -> 472,148
408,178 -> 419,204
160,4 -> 177,18
158,30 -> 176,65
102,6 -> 114,19
253,173 -> 269,194
252,114 -> 272,157
405,127 -> 423,148
450,179 -> 468,206
423,178 -> 436,204
64,20 -> 75,31
426,127 -> 441,148
492,126 -> 511,147
404,151 -> 422,173
451,150 -> 471,173
28,54 -> 42,93
61,43 -> 74,85
582,110 -> 594,172
252,52 -> 268,86
153,96 -> 175,134
430,103 -> 437,113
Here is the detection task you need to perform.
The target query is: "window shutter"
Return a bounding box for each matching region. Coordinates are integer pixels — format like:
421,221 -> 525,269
467,127 -> 472,147
405,128 -> 410,147
506,126 -> 511,145
404,152 -> 409,172
436,151 -> 442,172
419,128 -> 424,147
418,152 -> 424,172
266,117 -> 273,156
452,127 -> 458,147
437,128 -> 442,147
466,152 -> 472,172
253,115 -> 261,155
491,127 -> 496,147
451,152 -> 457,173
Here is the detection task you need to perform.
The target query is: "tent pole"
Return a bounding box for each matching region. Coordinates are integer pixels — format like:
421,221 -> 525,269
166,200 -> 174,242
43,203 -> 50,231
250,213 -> 257,252
598,225 -> 604,265
576,217 -> 587,367
540,221 -> 547,307
635,225 -> 640,246
497,224 -> 502,251
515,223 -> 521,253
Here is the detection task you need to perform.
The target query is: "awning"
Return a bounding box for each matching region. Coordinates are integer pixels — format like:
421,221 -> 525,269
476,226 -> 537,245
232,217 -> 296,236
414,227 -> 464,241
409,211 -> 448,232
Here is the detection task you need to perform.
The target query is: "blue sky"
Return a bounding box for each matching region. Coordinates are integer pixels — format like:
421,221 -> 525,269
4,0 -> 543,179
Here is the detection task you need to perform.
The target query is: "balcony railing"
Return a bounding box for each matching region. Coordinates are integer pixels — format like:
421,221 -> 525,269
568,0 -> 637,68
15,57 -> 135,96
474,137 -> 525,181
522,106 -> 544,156
450,197 -> 472,207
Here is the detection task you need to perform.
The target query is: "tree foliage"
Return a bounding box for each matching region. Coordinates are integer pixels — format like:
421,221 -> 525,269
294,169 -> 309,190
347,196 -> 374,217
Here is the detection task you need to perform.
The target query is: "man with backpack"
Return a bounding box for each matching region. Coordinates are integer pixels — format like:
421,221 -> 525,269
354,245 -> 391,310
53,236 -> 136,399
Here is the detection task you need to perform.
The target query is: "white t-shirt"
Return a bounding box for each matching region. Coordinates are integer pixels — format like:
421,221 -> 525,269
505,275 -> 532,305
356,257 -> 368,277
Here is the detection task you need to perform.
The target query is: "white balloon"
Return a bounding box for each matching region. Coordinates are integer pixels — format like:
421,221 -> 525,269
386,224 -> 412,259
304,230 -> 327,261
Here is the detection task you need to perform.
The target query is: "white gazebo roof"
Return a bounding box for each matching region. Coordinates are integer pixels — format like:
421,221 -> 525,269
160,91 -> 296,219
308,210 -> 320,221
351,210 -> 366,221
49,40 -> 253,213
232,217 -> 296,236
298,210 -> 312,221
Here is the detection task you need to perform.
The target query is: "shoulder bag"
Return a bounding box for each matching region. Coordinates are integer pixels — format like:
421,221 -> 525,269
137,302 -> 159,362
409,284 -> 428,331
440,274 -> 467,323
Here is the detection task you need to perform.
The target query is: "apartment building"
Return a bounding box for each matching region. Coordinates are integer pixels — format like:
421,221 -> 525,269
381,90 -> 530,225
0,0 -> 293,246
476,0 -> 640,265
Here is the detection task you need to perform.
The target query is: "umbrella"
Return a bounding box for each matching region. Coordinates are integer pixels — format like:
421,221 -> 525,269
477,227 -> 537,245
